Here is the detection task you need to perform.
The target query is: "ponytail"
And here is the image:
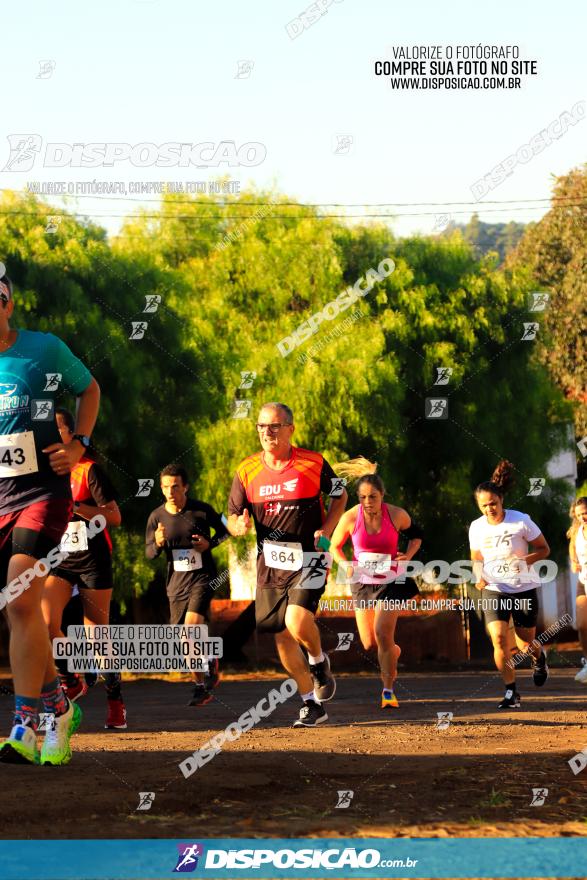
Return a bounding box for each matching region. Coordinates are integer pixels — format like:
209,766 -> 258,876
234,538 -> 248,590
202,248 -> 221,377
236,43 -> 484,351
475,459 -> 515,500
334,457 -> 385,495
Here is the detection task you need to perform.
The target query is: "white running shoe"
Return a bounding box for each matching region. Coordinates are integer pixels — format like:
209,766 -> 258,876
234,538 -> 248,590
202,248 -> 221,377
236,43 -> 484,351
40,700 -> 82,766
575,664 -> 587,683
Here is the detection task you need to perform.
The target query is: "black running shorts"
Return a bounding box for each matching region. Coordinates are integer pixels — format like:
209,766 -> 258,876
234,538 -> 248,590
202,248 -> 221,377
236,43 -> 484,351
351,577 -> 419,609
482,588 -> 539,628
169,584 -> 213,623
52,561 -> 113,591
255,584 -> 324,634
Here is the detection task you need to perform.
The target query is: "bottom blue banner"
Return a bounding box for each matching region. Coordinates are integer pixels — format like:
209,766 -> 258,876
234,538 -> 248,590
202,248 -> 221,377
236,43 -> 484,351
0,837 -> 585,879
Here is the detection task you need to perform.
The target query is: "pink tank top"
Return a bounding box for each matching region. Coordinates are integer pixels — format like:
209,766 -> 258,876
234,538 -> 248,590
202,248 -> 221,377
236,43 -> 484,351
351,504 -> 399,560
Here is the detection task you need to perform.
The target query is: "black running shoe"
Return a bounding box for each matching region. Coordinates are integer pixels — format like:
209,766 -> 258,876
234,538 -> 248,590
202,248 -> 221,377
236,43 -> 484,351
309,653 -> 336,702
532,651 -> 549,687
188,685 -> 213,707
293,699 -> 328,727
498,687 -> 521,709
204,658 -> 220,690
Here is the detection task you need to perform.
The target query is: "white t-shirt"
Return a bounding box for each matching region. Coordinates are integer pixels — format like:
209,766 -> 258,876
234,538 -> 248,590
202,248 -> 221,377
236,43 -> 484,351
575,525 -> 587,584
469,509 -> 542,593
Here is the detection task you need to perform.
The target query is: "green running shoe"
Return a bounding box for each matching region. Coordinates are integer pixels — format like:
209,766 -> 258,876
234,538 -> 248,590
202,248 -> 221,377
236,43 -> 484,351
40,700 -> 82,766
0,723 -> 40,765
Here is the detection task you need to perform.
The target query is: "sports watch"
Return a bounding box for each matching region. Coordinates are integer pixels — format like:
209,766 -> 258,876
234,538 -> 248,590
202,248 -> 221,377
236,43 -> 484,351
72,434 -> 91,448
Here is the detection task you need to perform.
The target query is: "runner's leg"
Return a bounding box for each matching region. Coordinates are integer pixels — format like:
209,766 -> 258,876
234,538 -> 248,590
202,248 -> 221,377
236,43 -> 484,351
80,587 -> 112,627
274,626 -> 313,696
486,619 -> 516,686
576,593 -> 587,656
513,624 -> 538,659
373,608 -> 400,690
284,603 -> 322,658
42,574 -> 80,693
184,610 -> 205,684
7,554 -> 57,698
355,607 -> 376,652
80,587 -> 127,727
42,574 -> 74,640
284,602 -> 335,703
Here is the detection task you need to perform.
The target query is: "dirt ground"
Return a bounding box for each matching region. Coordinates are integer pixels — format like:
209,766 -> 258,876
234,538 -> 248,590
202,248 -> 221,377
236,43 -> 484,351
1,668 -> 587,842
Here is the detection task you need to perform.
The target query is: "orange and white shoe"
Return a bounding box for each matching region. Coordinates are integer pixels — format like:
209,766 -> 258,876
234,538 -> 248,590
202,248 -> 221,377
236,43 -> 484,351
381,688 -> 399,708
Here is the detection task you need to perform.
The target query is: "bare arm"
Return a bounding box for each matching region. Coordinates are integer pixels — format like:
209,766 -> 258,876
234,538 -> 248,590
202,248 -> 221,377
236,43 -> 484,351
75,499 -> 121,528
470,549 -> 486,589
570,535 -> 581,573
74,377 -> 101,439
330,508 -> 356,566
522,533 -> 550,568
319,490 -> 348,541
393,507 -> 422,561
43,377 -> 101,474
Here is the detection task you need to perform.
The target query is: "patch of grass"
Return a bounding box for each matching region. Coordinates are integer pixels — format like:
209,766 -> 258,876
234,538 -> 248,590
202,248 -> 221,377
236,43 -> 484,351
482,787 -> 512,808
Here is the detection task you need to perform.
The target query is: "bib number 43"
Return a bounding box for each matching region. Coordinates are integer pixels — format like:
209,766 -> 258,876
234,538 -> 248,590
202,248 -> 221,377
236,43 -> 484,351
0,431 -> 39,477
0,447 -> 24,467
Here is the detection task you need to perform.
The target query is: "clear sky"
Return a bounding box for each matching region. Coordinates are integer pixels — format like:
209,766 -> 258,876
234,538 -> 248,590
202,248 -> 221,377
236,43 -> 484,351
1,0 -> 585,237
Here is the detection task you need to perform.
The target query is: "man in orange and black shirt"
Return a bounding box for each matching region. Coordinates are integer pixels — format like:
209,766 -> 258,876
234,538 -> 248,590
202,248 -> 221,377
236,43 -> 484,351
227,402 -> 347,727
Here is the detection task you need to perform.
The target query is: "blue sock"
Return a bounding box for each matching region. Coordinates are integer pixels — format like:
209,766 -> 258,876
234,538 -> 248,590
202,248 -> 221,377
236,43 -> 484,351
14,695 -> 39,730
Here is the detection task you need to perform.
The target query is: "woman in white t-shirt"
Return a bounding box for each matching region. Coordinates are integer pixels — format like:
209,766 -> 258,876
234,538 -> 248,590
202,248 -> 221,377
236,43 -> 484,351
568,496 -> 587,683
469,460 -> 550,709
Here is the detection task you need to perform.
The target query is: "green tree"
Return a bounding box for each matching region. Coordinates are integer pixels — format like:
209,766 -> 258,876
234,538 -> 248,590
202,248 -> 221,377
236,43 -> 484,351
442,214 -> 527,263
507,166 -> 587,438
0,188 -> 572,608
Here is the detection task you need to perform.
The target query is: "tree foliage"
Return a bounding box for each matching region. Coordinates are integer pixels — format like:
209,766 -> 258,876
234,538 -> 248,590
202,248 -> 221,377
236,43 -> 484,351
442,214 -> 527,263
0,187 -> 573,607
507,165 -> 587,437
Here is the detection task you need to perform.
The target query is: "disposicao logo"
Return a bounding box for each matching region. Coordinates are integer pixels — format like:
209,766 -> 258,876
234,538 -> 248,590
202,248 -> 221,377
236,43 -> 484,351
173,843 -> 204,873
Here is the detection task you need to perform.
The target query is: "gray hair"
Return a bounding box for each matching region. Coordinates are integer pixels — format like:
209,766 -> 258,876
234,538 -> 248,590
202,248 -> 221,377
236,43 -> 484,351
258,402 -> 294,424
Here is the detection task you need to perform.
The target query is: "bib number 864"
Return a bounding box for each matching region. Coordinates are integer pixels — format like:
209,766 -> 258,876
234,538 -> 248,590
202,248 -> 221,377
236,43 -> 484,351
271,550 -> 295,565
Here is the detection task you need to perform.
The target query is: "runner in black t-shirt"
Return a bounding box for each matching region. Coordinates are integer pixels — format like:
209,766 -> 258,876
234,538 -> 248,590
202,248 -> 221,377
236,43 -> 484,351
145,463 -> 229,706
42,409 -> 127,729
227,402 -> 348,728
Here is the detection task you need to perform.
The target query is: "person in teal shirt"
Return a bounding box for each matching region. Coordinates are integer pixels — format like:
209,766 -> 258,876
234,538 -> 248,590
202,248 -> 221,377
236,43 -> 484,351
0,266 -> 100,766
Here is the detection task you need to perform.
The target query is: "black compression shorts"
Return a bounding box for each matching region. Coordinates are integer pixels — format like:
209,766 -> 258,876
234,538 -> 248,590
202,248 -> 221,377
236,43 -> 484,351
482,589 -> 539,628
52,561 -> 113,591
351,577 -> 419,608
255,584 -> 323,634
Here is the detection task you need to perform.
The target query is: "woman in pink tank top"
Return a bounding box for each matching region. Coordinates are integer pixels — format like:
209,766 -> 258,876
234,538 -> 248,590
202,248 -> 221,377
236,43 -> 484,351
330,459 -> 423,710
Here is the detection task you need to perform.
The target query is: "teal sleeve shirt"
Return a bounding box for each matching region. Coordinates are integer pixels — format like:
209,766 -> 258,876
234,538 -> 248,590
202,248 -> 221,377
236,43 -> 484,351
0,330 -> 92,514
